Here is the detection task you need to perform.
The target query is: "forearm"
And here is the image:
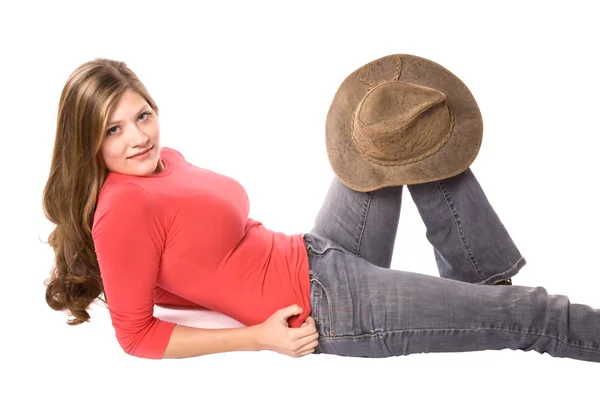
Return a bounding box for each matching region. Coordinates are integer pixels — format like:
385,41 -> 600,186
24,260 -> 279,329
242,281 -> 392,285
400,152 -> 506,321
162,324 -> 261,358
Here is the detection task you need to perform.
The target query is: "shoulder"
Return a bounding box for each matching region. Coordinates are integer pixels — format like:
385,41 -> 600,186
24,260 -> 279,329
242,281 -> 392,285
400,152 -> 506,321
93,183 -> 159,237
160,146 -> 186,161
97,182 -> 154,208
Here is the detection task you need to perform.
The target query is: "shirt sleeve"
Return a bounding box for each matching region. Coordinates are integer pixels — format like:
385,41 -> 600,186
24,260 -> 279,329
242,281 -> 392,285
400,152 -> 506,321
154,286 -> 206,309
92,183 -> 176,359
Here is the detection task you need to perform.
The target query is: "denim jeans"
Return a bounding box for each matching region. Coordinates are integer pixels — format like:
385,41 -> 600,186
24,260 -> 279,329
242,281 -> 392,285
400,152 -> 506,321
304,168 -> 600,362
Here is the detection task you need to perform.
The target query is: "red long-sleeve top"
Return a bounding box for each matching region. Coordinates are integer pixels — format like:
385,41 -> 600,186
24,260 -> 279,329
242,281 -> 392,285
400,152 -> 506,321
92,147 -> 311,359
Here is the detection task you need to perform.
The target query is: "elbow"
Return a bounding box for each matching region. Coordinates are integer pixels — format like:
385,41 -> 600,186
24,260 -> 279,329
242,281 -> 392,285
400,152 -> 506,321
117,335 -> 150,359
114,319 -> 175,359
116,335 -> 162,359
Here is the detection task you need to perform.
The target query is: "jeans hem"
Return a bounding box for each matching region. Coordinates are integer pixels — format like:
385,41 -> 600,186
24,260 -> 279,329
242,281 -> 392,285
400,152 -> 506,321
477,255 -> 527,285
317,325 -> 600,360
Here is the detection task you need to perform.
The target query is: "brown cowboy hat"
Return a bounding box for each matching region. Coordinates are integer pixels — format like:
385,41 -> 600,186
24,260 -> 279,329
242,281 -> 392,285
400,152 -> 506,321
325,54 -> 483,192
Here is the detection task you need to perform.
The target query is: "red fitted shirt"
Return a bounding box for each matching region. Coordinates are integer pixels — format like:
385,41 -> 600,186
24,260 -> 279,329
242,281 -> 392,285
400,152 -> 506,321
92,147 -> 311,359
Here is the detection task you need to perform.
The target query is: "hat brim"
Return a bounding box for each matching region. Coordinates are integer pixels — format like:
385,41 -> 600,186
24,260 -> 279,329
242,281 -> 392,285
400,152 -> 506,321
325,54 -> 483,191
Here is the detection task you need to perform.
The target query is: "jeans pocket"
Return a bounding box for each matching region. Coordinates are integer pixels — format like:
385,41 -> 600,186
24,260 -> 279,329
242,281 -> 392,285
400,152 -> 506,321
309,273 -> 333,342
303,232 -> 349,257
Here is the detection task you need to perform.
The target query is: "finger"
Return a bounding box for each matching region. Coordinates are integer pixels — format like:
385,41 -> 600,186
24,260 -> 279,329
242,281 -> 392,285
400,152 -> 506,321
297,331 -> 319,347
288,317 -> 316,333
295,336 -> 319,353
280,304 -> 302,320
290,317 -> 311,327
297,317 -> 317,333
291,325 -> 317,341
295,346 -> 316,357
278,305 -> 303,327
300,322 -> 318,336
297,349 -> 315,357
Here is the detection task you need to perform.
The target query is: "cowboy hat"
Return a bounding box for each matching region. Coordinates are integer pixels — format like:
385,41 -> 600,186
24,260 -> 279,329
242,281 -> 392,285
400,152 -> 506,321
325,54 -> 483,192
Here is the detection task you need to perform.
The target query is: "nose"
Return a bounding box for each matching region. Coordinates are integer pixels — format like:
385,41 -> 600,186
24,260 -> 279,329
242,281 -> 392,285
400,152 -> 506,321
128,123 -> 149,147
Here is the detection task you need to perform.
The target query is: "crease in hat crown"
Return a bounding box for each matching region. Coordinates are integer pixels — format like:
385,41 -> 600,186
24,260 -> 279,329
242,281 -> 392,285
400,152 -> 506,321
350,80 -> 455,166
326,54 -> 482,191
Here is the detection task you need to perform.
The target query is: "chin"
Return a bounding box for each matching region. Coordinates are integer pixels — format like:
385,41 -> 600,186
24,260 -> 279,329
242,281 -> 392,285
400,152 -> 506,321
142,164 -> 158,176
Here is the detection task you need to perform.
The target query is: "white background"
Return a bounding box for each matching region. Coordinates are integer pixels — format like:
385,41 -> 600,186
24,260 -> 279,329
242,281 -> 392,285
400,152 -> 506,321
2,0 -> 599,398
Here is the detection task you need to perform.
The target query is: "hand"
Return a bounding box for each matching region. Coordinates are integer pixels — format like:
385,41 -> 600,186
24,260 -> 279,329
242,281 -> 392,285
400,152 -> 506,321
254,304 -> 319,358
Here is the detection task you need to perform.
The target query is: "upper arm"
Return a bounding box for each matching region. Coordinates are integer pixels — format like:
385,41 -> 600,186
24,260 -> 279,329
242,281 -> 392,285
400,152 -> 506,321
93,184 -> 176,358
154,286 -> 205,309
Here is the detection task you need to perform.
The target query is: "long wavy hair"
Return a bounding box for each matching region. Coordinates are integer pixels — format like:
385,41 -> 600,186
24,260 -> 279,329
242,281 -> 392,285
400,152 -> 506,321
43,58 -> 159,325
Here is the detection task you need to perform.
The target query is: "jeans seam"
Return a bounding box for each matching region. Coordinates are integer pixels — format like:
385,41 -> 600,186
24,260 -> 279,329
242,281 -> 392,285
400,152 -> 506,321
477,255 -> 526,285
354,191 -> 372,256
310,275 -> 336,337
437,180 -> 484,282
323,327 -> 600,352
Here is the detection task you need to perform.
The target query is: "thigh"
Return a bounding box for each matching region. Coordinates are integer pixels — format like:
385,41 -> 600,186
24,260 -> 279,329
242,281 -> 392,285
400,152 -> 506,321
307,241 -> 557,358
406,167 -> 525,283
310,176 -> 403,268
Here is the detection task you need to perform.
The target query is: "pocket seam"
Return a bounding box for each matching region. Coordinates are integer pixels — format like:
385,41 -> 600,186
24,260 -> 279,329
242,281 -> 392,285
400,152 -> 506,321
306,241 -> 350,257
310,275 -> 335,337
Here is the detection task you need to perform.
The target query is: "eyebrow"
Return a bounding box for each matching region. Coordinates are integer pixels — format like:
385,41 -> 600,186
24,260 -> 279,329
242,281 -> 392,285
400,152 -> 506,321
108,106 -> 150,126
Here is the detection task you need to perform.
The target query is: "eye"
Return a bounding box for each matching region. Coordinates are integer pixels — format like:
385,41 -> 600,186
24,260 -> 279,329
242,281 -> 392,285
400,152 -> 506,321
107,126 -> 118,135
139,111 -> 152,121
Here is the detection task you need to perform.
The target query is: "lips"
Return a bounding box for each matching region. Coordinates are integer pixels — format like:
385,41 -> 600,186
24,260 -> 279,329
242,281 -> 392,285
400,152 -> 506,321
129,145 -> 153,158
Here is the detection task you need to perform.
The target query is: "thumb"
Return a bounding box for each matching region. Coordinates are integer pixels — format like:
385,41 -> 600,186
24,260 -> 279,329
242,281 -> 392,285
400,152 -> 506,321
279,304 -> 302,320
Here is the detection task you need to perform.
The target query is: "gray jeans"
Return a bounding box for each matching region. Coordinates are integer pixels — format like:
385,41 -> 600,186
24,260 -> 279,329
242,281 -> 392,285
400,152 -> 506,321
304,168 -> 600,362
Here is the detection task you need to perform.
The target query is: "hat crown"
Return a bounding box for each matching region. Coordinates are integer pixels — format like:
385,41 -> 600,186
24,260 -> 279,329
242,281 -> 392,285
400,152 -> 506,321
352,81 -> 453,164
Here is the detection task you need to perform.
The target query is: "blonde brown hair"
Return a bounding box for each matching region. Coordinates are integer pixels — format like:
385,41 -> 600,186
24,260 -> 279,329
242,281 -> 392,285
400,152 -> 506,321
43,58 -> 159,325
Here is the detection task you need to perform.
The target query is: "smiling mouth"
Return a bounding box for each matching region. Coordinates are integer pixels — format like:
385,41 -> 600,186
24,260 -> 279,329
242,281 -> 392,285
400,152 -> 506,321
129,146 -> 153,158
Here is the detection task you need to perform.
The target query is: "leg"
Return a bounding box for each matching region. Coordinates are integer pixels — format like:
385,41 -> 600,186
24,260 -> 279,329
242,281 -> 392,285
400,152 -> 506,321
407,168 -> 526,284
305,236 -> 600,362
310,176 -> 403,269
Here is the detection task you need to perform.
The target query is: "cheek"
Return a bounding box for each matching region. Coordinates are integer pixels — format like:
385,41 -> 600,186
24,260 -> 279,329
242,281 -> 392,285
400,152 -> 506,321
101,139 -> 125,164
149,120 -> 160,139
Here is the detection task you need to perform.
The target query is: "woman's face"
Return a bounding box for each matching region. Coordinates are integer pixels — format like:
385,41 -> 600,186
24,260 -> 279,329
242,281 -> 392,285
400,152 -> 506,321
101,89 -> 163,176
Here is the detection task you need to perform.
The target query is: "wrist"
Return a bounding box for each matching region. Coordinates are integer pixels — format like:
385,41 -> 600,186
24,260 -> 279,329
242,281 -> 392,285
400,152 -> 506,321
249,324 -> 267,351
